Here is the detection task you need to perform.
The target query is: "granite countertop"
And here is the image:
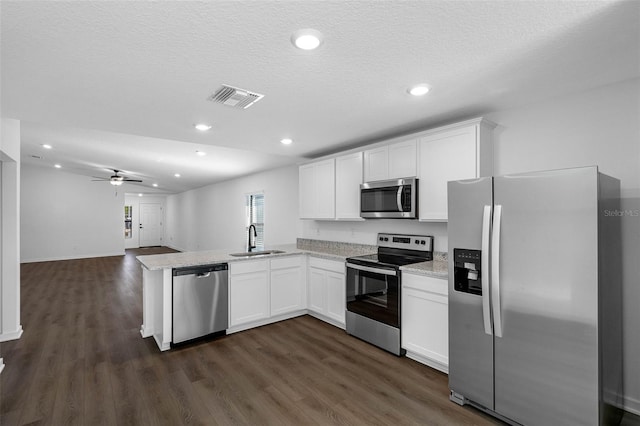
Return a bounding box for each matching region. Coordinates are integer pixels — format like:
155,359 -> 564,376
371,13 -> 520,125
400,259 -> 449,279
136,241 -> 377,271
137,238 -> 450,279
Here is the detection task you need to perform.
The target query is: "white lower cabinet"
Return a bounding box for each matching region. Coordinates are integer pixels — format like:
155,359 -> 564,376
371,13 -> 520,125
229,260 -> 270,327
401,273 -> 449,373
270,256 -> 306,316
307,257 -> 346,328
229,255 -> 306,331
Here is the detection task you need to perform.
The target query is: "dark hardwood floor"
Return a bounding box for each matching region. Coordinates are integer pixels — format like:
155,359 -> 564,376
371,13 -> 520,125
0,247 -> 502,425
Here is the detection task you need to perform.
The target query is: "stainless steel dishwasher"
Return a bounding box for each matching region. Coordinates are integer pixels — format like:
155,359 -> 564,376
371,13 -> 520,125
172,263 -> 228,344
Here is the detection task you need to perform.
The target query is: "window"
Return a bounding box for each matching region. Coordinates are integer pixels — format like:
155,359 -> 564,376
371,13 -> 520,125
246,193 -> 264,251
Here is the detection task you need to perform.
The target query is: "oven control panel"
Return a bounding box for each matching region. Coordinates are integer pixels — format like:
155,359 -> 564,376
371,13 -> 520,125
378,233 -> 433,252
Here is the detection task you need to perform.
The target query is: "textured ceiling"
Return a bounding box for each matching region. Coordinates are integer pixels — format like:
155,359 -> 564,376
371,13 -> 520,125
2,1 -> 639,193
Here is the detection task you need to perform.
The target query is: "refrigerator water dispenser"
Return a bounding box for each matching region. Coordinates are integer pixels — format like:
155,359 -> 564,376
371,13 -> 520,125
453,249 -> 482,295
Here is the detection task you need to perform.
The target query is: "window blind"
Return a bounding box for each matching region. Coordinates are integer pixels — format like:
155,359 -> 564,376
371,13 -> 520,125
248,194 -> 265,250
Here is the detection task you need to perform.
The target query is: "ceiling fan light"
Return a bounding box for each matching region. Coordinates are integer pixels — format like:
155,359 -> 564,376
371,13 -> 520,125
110,180 -> 124,186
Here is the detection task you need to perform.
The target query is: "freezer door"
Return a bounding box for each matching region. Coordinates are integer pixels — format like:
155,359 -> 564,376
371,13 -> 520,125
492,167 -> 600,425
447,177 -> 494,410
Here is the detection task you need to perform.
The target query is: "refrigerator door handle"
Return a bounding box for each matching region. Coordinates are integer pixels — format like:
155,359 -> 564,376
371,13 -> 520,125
481,205 -> 493,336
492,204 -> 504,338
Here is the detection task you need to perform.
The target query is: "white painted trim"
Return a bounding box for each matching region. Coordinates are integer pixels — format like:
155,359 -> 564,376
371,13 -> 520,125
226,310 -> 306,335
0,358 -> 4,375
0,325 -> 23,342
623,395 -> 640,416
306,311 -> 346,330
405,350 -> 449,374
153,333 -> 171,352
164,243 -> 185,252
20,252 -> 125,264
140,324 -> 154,338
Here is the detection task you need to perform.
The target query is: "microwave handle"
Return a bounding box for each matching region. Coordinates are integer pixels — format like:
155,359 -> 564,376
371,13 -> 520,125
397,186 -> 404,212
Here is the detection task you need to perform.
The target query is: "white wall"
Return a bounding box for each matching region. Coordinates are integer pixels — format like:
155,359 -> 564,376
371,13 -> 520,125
20,164 -> 125,262
165,165 -> 300,252
0,118 -> 23,347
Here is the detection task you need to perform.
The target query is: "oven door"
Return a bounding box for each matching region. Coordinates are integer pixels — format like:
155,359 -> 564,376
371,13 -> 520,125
346,262 -> 399,327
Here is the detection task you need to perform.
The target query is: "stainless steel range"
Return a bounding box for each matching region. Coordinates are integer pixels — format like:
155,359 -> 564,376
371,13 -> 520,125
345,233 -> 433,355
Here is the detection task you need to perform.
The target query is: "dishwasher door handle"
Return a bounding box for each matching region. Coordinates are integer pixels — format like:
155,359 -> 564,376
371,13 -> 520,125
196,272 -> 211,278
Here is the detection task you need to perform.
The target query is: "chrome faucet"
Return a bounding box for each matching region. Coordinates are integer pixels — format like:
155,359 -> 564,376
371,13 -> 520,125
248,224 -> 257,252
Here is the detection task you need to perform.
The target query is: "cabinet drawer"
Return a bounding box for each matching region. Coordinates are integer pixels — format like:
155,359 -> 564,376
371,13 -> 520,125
309,256 -> 345,274
402,273 -> 448,296
271,255 -> 302,270
229,259 -> 269,275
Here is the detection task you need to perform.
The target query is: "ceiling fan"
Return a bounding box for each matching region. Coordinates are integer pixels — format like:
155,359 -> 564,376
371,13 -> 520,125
92,169 -> 142,186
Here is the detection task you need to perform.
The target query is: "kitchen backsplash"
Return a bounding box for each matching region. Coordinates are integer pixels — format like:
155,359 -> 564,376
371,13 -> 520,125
297,237 -> 447,261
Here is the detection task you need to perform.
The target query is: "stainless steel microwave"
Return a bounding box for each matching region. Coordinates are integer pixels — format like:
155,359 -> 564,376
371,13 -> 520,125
360,178 -> 418,219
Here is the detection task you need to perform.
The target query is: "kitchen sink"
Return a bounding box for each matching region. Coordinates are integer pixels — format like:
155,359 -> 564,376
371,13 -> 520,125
229,250 -> 285,257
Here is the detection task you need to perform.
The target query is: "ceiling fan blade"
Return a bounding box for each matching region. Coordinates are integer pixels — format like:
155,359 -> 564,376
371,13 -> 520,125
123,179 -> 143,182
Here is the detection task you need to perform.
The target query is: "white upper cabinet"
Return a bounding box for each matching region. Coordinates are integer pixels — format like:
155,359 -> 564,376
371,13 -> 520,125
363,146 -> 388,182
335,152 -> 363,220
364,139 -> 417,182
388,140 -> 417,179
299,158 -> 335,219
418,118 -> 495,221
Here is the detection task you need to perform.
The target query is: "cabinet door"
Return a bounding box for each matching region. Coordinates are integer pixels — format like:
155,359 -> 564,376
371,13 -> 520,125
419,126 -> 477,221
335,152 -> 363,220
315,159 -> 336,219
363,146 -> 388,182
326,270 -> 346,325
229,271 -> 269,327
401,275 -> 449,371
299,163 -> 316,219
308,268 -> 326,314
388,139 -> 417,178
271,267 -> 304,316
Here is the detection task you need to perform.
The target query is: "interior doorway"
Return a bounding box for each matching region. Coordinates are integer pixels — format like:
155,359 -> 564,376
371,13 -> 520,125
139,203 -> 163,247
124,195 -> 165,249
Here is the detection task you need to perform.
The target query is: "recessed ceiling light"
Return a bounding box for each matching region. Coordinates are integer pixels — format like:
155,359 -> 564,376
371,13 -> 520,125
152,183 -> 158,188
138,193 -> 143,197
292,29 -> 323,50
42,144 -> 52,149
194,123 -> 212,131
408,84 -> 430,96
174,173 -> 181,178
196,150 -> 207,156
280,138 -> 293,145
54,164 -> 61,168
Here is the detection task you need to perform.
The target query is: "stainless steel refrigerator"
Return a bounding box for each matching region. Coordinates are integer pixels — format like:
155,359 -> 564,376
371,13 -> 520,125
447,166 -> 623,425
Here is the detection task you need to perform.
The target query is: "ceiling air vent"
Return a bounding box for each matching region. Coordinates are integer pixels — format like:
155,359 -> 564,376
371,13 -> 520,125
208,84 -> 264,109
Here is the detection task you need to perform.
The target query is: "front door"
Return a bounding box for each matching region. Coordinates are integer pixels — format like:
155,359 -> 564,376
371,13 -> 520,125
139,203 -> 163,247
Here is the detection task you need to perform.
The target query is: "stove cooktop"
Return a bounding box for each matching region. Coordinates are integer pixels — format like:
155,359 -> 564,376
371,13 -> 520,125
347,252 -> 430,268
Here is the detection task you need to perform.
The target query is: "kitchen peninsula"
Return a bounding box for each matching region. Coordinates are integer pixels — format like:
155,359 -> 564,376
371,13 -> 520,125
137,239 -> 449,352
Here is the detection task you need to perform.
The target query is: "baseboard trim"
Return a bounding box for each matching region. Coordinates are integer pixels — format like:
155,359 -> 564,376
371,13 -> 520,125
624,395 -> 640,416
140,325 -> 154,338
0,326 -> 23,342
21,252 -> 125,263
405,350 -> 449,374
306,311 -> 346,330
